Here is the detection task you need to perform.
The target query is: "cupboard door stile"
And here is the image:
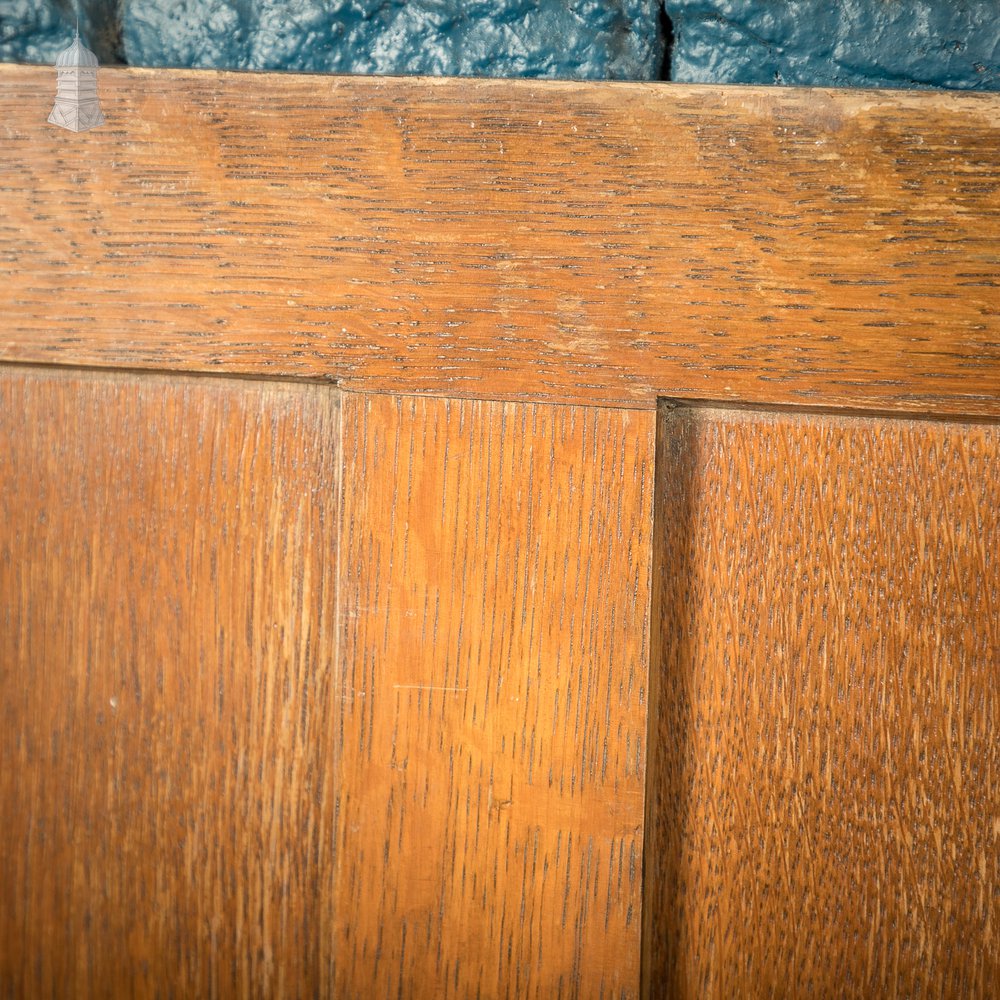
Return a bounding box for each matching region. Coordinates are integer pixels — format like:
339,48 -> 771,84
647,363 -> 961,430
335,392 -> 656,998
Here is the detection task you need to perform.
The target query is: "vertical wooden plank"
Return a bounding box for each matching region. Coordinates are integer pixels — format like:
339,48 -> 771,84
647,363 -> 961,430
336,393 -> 655,998
0,367 -> 341,997
644,406 -> 999,998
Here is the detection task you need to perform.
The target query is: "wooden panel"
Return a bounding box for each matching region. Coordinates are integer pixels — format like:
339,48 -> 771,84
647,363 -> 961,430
0,367 -> 340,996
1,64 -> 998,415
643,405 -> 999,998
335,392 -> 654,997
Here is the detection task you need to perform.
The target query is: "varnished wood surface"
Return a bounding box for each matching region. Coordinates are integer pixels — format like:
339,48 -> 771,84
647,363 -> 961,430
335,393 -> 655,997
0,367 -> 341,997
1,64 -> 998,415
643,405 -> 999,998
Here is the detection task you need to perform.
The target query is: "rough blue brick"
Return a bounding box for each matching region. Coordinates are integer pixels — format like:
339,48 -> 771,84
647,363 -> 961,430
0,1 -> 122,65
666,0 -> 1000,90
5,0 -> 999,92
120,0 -> 666,79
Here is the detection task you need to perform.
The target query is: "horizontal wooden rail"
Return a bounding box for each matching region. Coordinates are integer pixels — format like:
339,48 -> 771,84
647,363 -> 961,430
1,64 -> 998,414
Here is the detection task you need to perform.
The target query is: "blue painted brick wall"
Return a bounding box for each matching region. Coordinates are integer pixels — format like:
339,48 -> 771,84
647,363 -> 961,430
666,0 -> 999,90
1,0 -> 997,89
120,0 -> 666,79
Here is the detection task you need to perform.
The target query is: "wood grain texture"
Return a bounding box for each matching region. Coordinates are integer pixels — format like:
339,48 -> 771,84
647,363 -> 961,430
335,392 -> 654,998
643,405 -> 999,998
1,64 -> 998,415
0,367 -> 341,997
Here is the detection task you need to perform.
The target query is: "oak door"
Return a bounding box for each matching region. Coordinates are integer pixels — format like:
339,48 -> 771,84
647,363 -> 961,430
0,64 -> 997,1000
